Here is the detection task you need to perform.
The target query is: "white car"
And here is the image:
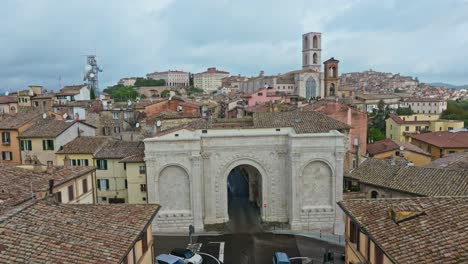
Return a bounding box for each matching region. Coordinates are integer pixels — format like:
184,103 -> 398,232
170,248 -> 203,264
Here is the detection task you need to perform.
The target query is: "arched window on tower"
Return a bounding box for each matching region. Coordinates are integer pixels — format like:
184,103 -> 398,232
304,54 -> 308,65
313,35 -> 318,48
331,67 -> 336,78
313,53 -> 317,64
330,83 -> 335,96
304,36 -> 309,49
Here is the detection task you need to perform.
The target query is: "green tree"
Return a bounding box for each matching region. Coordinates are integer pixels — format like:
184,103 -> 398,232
187,87 -> 204,95
103,85 -> 139,102
90,87 -> 96,100
134,78 -> 166,87
396,107 -> 413,115
368,128 -> 385,142
160,90 -> 171,97
441,100 -> 468,126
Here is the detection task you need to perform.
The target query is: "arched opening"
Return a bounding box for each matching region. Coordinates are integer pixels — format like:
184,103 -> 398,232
304,54 -> 309,65
313,53 -> 318,64
227,164 -> 262,232
313,35 -> 318,48
306,77 -> 317,99
158,165 -> 191,213
330,67 -> 336,78
304,36 -> 309,49
330,83 -> 335,96
371,191 -> 379,199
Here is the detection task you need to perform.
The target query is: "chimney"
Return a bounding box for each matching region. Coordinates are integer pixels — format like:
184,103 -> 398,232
46,161 -> 54,174
63,156 -> 70,167
48,179 -> 54,195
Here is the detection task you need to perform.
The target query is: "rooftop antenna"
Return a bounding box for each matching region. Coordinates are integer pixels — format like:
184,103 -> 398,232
83,55 -> 103,96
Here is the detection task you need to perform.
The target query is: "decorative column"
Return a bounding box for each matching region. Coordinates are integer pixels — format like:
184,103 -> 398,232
190,155 -> 204,231
201,152 -> 216,224
289,151 -> 302,230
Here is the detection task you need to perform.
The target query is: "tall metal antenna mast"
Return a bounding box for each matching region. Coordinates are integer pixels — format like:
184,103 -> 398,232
83,55 -> 103,95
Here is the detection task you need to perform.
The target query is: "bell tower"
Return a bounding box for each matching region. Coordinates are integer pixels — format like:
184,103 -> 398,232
323,57 -> 340,97
302,32 -> 321,71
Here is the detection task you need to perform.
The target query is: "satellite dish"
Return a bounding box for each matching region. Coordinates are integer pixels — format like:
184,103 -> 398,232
127,100 -> 132,106
63,113 -> 68,119
42,113 -> 47,119
89,73 -> 95,78
156,120 -> 162,127
85,64 -> 92,71
5,91 -> 9,96
399,146 -> 405,151
135,123 -> 140,128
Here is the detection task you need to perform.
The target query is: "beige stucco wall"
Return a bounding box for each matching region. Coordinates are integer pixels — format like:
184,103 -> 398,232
54,172 -> 95,204
56,153 -> 94,166
95,159 -> 128,203
127,162 -> 147,204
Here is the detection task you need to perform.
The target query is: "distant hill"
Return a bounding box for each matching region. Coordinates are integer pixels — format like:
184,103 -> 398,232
430,82 -> 468,89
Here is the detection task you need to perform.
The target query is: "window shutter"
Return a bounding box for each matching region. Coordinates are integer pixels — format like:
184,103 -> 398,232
42,140 -> 46,150
20,140 -> 24,151
84,159 -> 89,166
1,152 -> 5,160
50,140 -> 54,150
104,160 -> 108,170
97,179 -> 101,190
106,179 -> 110,190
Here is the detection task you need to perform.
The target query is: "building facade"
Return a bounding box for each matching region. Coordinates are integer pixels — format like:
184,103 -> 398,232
146,70 -> 189,87
239,32 -> 327,99
144,112 -> 349,234
400,97 -> 447,114
194,67 -> 230,92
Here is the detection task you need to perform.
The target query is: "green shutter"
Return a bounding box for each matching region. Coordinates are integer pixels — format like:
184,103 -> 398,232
20,140 -> 24,151
97,179 -> 101,189
106,179 -> 110,190
1,152 -> 5,160
28,140 -> 32,151
42,140 -> 46,150
50,140 -> 54,150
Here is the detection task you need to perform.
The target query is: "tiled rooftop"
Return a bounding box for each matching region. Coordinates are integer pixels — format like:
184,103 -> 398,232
0,112 -> 41,130
338,197 -> 468,263
0,201 -> 160,264
0,166 -> 95,214
94,141 -> 144,159
349,158 -> 468,196
367,138 -> 431,157
56,136 -> 116,154
425,152 -> 468,171
409,131 -> 468,148
253,111 -> 351,133
19,119 -> 95,138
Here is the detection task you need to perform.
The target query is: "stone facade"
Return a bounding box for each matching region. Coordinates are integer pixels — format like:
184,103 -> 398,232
145,127 -> 346,234
146,70 -> 189,87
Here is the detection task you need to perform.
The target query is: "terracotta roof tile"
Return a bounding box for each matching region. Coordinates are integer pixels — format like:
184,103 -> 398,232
367,138 -> 431,157
56,137 -> 116,154
253,111 -> 351,133
349,158 -> 468,196
0,112 -> 41,130
338,197 -> 468,263
19,119 -> 95,138
94,141 -> 144,159
424,152 -> 468,171
0,200 -> 160,264
409,131 -> 468,148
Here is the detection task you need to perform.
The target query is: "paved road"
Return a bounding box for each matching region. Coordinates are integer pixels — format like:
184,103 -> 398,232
154,234 -> 344,264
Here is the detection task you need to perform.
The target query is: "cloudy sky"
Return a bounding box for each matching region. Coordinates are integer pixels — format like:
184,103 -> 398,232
1,0 -> 468,92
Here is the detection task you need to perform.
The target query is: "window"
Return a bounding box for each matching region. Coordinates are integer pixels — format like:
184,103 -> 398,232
81,159 -> 89,166
1,132 -> 10,144
257,92 -> 263,96
82,178 -> 88,193
448,150 -> 456,154
68,185 -> 74,201
97,179 -> 110,190
20,140 -> 32,151
33,101 -> 39,107
139,165 -> 146,175
124,179 -> 128,189
405,126 -> 409,131
56,191 -> 62,203
112,112 -> 119,119
1,151 -> 12,161
42,139 -> 54,151
42,101 -> 46,107
416,126 -> 421,132
123,163 -> 126,170
140,184 -> 147,192
448,127 -> 454,131
96,159 -> 108,170
141,230 -> 148,254
102,127 -> 111,135
113,126 -> 120,133
349,221 -> 358,243
375,245 -> 384,264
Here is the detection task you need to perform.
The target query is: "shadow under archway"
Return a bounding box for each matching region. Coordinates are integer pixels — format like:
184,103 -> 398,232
227,165 -> 263,233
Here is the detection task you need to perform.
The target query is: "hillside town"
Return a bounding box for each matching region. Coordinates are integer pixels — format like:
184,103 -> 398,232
1,29 -> 467,264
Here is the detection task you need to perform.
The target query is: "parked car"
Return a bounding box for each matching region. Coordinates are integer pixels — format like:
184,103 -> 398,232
170,248 -> 203,264
156,254 -> 185,264
273,252 -> 291,264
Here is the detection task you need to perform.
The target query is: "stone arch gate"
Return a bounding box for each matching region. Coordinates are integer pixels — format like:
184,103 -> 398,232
144,128 -> 346,234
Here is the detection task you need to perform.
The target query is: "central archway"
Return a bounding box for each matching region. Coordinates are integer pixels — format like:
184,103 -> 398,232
222,160 -> 266,233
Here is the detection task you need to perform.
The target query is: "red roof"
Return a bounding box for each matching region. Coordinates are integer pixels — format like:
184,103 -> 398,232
201,67 -> 229,74
409,131 -> 468,148
367,138 -> 431,157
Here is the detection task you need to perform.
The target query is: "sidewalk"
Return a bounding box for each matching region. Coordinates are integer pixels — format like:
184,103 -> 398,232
272,230 -> 345,246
